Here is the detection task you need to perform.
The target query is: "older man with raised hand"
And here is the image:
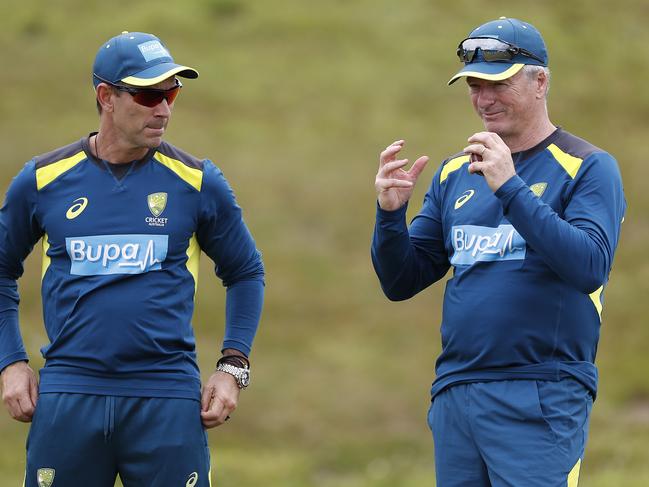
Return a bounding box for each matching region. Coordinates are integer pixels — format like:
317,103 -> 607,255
372,17 -> 625,486
0,32 -> 264,487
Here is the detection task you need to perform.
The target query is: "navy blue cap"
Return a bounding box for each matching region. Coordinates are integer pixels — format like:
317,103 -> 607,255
93,32 -> 198,88
449,17 -> 547,85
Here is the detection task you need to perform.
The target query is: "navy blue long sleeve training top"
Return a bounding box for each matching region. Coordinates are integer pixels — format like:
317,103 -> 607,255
372,128 -> 625,399
0,136 -> 264,400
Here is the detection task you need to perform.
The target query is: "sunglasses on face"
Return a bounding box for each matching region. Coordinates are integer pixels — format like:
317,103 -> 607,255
113,80 -> 183,107
94,74 -> 182,107
457,37 -> 545,64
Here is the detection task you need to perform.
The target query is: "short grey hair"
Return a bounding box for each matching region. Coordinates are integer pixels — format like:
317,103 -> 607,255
523,65 -> 551,98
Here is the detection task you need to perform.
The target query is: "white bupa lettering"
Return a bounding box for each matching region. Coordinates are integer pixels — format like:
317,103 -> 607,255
451,224 -> 526,266
66,234 -> 168,275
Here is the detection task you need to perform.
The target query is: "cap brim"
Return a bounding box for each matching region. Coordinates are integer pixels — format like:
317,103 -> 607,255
448,62 -> 524,85
121,63 -> 199,86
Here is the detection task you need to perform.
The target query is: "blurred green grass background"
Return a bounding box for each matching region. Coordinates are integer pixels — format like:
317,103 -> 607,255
1,0 -> 648,485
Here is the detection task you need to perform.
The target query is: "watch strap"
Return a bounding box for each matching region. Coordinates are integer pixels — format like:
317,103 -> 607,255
216,362 -> 250,389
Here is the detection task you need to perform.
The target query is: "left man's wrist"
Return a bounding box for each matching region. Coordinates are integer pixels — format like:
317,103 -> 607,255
216,353 -> 251,389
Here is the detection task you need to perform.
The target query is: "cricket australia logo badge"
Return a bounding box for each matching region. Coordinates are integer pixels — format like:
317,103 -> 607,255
148,192 -> 167,217
37,468 -> 55,487
530,182 -> 548,197
146,192 -> 168,227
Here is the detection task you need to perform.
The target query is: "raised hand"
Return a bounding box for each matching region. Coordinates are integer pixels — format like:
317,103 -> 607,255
464,132 -> 516,192
375,140 -> 429,211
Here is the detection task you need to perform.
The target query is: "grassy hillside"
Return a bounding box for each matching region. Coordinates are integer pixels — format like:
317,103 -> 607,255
1,0 -> 648,485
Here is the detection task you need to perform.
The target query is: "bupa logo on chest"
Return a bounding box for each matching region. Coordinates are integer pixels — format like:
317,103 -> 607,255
451,224 -> 526,266
66,234 -> 168,275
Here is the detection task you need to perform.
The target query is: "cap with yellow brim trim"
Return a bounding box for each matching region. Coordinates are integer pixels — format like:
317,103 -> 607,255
448,17 -> 547,86
448,62 -> 525,85
93,31 -> 198,88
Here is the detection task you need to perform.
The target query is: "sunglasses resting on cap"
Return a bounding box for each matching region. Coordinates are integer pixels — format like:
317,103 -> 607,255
457,37 -> 545,64
448,17 -> 548,85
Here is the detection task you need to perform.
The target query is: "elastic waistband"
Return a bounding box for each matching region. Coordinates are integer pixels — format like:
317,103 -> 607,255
431,361 -> 598,400
39,366 -> 201,401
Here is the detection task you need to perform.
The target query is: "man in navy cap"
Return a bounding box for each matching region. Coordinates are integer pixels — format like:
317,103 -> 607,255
372,17 -> 625,486
0,32 -> 264,486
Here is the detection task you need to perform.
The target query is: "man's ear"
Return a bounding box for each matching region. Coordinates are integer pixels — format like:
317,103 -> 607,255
96,83 -> 115,113
535,69 -> 549,99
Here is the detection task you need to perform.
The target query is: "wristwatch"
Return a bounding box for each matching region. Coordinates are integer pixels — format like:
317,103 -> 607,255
216,362 -> 251,389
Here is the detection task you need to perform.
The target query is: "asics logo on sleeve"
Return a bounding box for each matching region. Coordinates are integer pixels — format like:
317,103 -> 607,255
451,224 -> 526,265
66,197 -> 88,219
185,472 -> 199,487
66,234 -> 168,275
454,190 -> 475,210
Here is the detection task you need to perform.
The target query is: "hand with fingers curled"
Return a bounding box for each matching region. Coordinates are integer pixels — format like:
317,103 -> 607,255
375,139 -> 429,211
200,370 -> 241,428
464,131 -> 517,192
1,361 -> 39,423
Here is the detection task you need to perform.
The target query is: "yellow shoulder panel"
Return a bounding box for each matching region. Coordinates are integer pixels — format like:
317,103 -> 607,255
154,153 -> 203,191
567,458 -> 581,487
589,285 -> 604,321
185,233 -> 200,298
547,144 -> 583,179
36,151 -> 86,190
41,234 -> 51,280
440,155 -> 470,183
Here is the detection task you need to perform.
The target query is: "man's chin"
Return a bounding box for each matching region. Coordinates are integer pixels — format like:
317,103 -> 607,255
482,120 -> 507,136
143,134 -> 164,148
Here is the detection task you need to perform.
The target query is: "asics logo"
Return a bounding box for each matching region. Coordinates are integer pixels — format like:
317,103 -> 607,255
186,472 -> 198,487
66,197 -> 88,219
454,190 -> 475,210
66,234 -> 168,276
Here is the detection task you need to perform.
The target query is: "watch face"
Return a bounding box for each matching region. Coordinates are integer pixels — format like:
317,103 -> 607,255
240,370 -> 250,387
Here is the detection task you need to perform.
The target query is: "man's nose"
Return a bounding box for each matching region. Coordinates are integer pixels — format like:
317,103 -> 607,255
153,99 -> 172,116
477,87 -> 496,107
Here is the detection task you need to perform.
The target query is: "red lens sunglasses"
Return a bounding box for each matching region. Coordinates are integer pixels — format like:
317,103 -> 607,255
94,74 -> 182,107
